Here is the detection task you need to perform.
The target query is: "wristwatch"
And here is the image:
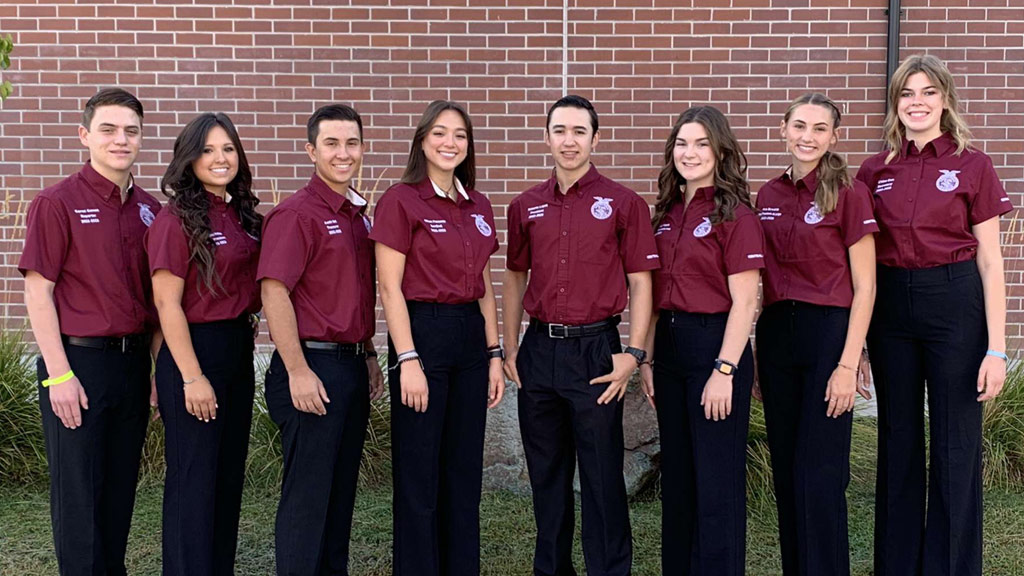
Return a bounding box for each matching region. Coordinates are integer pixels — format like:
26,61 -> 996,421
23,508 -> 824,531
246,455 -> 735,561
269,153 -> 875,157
487,346 -> 504,361
714,358 -> 738,376
624,346 -> 647,366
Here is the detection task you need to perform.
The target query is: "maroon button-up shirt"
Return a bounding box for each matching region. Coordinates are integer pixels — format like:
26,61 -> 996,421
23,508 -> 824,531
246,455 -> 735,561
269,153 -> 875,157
19,161 -> 162,337
257,174 -> 375,344
652,186 -> 764,314
757,171 -> 878,308
370,178 -> 499,304
506,164 -> 660,325
855,132 -> 1012,269
146,192 -> 261,323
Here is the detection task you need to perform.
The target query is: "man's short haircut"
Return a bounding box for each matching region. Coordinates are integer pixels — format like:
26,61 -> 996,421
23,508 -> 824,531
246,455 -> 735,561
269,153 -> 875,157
546,94 -> 599,134
307,104 -> 364,145
82,88 -> 144,130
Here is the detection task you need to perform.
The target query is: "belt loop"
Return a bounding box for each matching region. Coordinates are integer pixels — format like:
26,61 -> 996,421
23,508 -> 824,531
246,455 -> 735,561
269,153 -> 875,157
121,337 -> 127,353
699,314 -> 707,327
948,263 -> 955,281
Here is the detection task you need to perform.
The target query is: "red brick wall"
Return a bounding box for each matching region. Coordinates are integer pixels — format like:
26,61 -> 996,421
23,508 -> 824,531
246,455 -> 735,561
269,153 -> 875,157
1,0 -> 1021,349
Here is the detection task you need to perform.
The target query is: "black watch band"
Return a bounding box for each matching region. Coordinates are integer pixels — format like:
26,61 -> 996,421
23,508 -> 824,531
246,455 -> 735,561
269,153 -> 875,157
624,346 -> 647,365
714,358 -> 738,376
487,346 -> 504,361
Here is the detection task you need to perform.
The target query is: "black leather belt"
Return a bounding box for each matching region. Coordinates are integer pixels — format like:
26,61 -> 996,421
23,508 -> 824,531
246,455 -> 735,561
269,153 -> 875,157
63,333 -> 149,352
530,315 -> 620,339
301,340 -> 366,356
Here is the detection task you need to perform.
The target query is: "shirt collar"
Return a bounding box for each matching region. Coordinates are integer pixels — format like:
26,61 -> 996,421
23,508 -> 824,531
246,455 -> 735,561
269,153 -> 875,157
416,177 -> 473,203
547,163 -> 601,199
206,190 -> 230,212
81,161 -> 134,202
783,166 -> 819,194
901,131 -> 956,158
307,173 -> 364,214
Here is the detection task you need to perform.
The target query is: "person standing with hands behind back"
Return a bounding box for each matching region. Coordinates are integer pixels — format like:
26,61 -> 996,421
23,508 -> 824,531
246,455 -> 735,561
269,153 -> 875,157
503,95 -> 658,576
857,54 -> 1012,576
371,100 -> 504,576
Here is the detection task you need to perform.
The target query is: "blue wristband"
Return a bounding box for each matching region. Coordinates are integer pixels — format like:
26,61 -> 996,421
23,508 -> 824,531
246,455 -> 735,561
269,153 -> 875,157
986,349 -> 1009,362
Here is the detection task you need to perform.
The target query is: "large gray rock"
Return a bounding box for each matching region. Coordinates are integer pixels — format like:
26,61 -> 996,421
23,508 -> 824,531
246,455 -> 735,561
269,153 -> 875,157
482,375 -> 660,497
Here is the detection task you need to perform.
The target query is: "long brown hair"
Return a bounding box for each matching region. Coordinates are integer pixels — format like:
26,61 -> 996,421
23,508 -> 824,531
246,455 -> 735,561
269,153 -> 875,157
783,93 -> 851,216
653,106 -> 751,229
401,100 -> 476,189
883,54 -> 972,163
161,112 -> 261,295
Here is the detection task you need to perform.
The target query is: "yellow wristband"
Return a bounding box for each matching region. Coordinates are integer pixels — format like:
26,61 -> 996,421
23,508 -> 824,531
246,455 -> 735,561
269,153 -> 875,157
43,370 -> 75,388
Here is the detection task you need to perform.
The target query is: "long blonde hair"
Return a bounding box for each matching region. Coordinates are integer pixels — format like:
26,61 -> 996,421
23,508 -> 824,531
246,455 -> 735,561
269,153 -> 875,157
883,54 -> 972,163
783,93 -> 850,216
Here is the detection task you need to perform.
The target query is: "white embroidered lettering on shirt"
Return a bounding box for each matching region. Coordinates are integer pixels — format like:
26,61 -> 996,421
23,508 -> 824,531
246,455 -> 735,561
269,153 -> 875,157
527,204 -> 547,219
864,219 -> 877,225
425,219 -> 447,233
655,223 -> 672,236
759,207 -> 781,221
209,232 -> 228,246
1001,197 -> 1011,203
75,208 -> 100,224
875,178 -> 895,193
747,253 -> 764,259
324,219 -> 342,235
646,254 -> 659,260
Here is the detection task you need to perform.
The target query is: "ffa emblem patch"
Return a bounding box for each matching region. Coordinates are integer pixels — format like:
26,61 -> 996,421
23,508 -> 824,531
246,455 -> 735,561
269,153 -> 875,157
693,217 -> 712,238
472,214 -> 492,237
591,196 -> 613,220
936,170 -> 960,192
139,203 -> 155,227
362,215 -> 372,233
804,203 -> 824,225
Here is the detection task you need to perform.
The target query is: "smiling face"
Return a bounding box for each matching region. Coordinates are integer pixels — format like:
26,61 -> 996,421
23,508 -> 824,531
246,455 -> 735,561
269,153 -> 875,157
306,119 -> 364,193
898,71 -> 947,143
545,106 -> 600,178
421,109 -> 468,178
781,103 -> 838,175
78,104 -> 142,184
673,122 -> 716,190
191,125 -> 238,197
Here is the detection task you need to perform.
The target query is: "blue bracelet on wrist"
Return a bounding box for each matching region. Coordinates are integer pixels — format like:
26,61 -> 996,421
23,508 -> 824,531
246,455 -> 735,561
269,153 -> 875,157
986,349 -> 1009,362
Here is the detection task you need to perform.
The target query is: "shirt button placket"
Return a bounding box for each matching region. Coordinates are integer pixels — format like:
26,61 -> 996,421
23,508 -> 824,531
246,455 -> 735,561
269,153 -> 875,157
557,199 -> 572,319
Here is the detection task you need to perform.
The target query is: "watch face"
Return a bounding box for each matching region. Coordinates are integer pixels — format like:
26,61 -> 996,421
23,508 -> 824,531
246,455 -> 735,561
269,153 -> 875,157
716,360 -> 734,375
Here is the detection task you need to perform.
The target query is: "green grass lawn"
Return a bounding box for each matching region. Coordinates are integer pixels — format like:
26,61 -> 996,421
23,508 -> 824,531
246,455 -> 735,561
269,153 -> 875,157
3,480 -> 1023,575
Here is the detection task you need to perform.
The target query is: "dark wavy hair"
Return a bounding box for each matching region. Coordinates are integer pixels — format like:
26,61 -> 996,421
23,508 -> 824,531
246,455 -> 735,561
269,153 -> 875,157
160,112 -> 261,295
653,106 -> 751,229
401,100 -> 476,189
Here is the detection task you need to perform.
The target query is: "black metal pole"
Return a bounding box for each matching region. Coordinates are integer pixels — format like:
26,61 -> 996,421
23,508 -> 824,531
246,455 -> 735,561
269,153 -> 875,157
885,0 -> 902,114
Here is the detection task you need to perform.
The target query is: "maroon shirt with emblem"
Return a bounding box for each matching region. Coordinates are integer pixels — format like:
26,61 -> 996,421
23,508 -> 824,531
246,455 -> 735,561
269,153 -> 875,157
19,162 -> 162,337
652,186 -> 764,314
855,132 -> 1012,269
257,174 -> 375,344
370,178 -> 499,304
145,192 -> 261,323
506,164 -> 660,325
757,171 -> 878,308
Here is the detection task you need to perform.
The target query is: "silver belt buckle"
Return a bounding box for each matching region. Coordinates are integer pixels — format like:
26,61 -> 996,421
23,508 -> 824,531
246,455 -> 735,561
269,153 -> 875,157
547,323 -> 566,339
121,337 -> 128,353
354,342 -> 365,355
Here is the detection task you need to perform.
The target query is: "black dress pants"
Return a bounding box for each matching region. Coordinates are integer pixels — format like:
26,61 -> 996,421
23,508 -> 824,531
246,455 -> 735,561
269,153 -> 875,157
38,337 -> 151,576
265,346 -> 370,576
516,321 -> 631,576
756,301 -> 853,576
389,300 -> 489,576
868,260 -> 985,576
155,316 -> 255,576
652,310 -> 752,576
